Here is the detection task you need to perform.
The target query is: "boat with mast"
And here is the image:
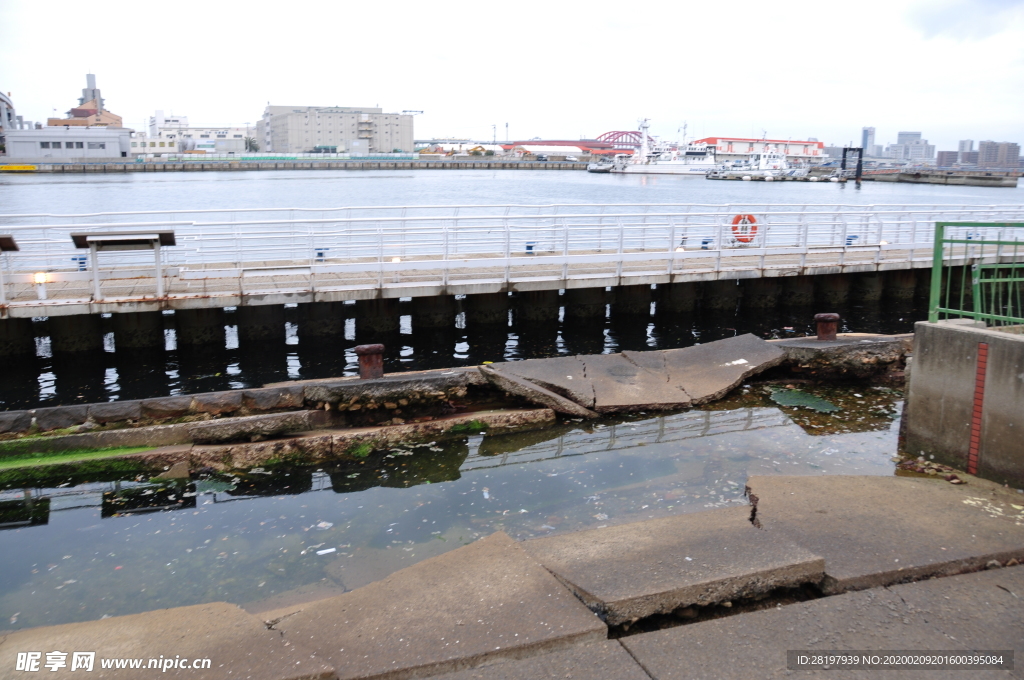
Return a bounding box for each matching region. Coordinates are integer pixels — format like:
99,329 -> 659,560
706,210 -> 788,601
587,119 -> 722,175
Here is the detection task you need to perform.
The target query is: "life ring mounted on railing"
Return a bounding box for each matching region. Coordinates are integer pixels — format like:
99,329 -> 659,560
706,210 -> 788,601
731,214 -> 758,243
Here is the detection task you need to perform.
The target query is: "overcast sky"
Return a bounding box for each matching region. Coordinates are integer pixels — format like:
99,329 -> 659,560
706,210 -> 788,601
2,0 -> 1022,150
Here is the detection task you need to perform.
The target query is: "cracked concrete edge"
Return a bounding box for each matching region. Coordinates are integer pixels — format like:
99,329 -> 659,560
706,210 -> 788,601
821,550 -> 1024,595
480,367 -> 598,419
688,352 -> 786,405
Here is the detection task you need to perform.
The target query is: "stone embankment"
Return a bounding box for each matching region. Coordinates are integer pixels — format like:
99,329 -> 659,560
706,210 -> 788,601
0,333 -> 913,475
2,474 -> 1020,679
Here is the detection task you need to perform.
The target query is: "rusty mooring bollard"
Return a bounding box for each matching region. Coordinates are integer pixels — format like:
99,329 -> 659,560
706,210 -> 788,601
814,313 -> 840,342
354,344 -> 385,379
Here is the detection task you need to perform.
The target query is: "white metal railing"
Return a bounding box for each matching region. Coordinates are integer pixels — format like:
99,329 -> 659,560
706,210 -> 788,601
1,203 -> 1022,306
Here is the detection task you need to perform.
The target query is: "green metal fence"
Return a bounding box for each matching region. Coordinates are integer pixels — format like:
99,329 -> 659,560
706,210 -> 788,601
929,221 -> 1024,327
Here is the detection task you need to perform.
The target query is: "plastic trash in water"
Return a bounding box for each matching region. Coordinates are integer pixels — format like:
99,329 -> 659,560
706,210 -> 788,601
316,548 -> 336,555
315,521 -> 333,530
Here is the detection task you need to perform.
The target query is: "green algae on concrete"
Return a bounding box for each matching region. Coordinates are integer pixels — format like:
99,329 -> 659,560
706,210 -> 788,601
0,445 -> 155,470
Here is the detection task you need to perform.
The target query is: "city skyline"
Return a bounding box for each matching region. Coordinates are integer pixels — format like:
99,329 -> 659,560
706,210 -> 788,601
2,0 -> 1022,150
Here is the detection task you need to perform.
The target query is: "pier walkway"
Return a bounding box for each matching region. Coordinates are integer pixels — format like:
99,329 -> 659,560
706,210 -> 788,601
1,203 -> 1021,318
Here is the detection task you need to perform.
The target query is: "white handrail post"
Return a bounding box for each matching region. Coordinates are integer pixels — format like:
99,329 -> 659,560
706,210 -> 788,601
154,240 -> 164,298
90,242 -> 101,301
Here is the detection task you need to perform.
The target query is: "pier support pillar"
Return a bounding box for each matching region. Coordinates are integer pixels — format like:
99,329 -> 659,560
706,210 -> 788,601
463,292 -> 509,326
562,288 -> 606,321
237,304 -> 287,344
740,278 -> 782,309
412,295 -> 456,330
49,314 -> 104,353
112,311 -> 164,350
884,270 -> 918,302
0,318 -> 36,357
612,285 -> 652,316
816,274 -> 851,307
852,272 -> 885,302
656,282 -> 698,315
297,302 -> 346,341
701,280 -> 740,312
355,298 -> 400,337
174,308 -> 227,348
782,276 -> 816,306
516,290 -> 561,324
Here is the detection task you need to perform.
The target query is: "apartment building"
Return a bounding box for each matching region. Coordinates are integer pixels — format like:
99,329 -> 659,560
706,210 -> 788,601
257,105 -> 413,154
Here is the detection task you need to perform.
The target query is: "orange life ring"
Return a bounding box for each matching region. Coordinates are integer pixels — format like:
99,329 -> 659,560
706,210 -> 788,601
731,214 -> 758,243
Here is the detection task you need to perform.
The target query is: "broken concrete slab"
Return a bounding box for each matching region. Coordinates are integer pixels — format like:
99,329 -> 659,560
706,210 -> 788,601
772,333 -> 911,380
87,400 -> 142,424
243,385 -> 306,411
621,578 -> 1010,680
584,353 -> 691,413
186,410 -> 329,444
524,506 -> 824,626
191,390 -> 244,415
0,602 -> 335,679
192,433 -> 334,471
303,371 -> 472,408
430,640 -> 649,680
274,532 -> 605,680
490,356 -> 593,407
661,334 -> 786,404
748,475 -> 1024,594
480,367 -> 597,418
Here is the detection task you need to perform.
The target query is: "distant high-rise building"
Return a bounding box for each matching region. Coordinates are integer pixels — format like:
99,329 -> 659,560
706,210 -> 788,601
936,151 -> 959,167
977,140 -> 1021,169
861,127 -> 875,151
958,140 -> 974,153
871,144 -> 884,157
897,131 -> 922,145
79,73 -> 104,111
960,151 -> 979,165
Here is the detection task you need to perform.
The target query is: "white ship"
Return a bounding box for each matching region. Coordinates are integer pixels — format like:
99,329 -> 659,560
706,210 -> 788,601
706,148 -> 791,180
592,119 -> 723,175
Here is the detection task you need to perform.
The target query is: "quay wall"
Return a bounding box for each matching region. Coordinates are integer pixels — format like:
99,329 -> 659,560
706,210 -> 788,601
905,320 -> 1024,486
0,160 -> 588,173
0,271 -> 929,358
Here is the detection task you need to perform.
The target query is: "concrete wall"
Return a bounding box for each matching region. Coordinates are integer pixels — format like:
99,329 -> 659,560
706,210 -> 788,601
905,320 -> 1024,485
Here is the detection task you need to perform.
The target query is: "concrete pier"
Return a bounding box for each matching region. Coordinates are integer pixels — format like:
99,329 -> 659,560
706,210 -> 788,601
851,272 -> 884,302
612,285 -> 652,316
49,314 -> 104,353
174,308 -> 227,348
412,295 -> 457,330
112,311 -> 165,350
297,302 -> 346,341
781,276 -> 817,306
816,274 -> 851,306
236,304 -> 287,344
463,292 -> 509,326
354,298 -> 400,337
656,282 -> 698,315
516,290 -> 561,324
563,288 -> 606,320
701,280 -> 740,311
740,278 -> 782,309
884,269 -> 918,301
0,317 -> 36,357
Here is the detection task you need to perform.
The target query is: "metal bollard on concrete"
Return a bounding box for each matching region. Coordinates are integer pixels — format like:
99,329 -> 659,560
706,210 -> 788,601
814,313 -> 840,342
354,343 -> 385,379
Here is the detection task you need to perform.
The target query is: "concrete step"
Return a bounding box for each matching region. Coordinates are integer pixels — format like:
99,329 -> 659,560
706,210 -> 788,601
0,602 -> 334,679
747,474 -> 1024,594
523,505 -> 824,626
271,531 -> 606,680
620,564 -> 1024,680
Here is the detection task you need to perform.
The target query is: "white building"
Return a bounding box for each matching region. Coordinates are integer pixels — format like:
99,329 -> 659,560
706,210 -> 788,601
4,126 -> 131,160
148,110 -> 189,136
257,106 -> 413,154
131,126 -> 249,155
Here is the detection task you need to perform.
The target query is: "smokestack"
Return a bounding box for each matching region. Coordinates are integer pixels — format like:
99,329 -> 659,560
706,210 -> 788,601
86,74 -> 96,89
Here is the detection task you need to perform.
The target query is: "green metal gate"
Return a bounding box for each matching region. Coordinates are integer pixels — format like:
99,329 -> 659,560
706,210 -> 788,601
929,221 -> 1024,327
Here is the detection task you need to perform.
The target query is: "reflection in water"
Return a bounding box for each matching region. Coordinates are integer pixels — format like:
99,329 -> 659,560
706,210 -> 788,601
0,385 -> 901,630
5,296 -> 922,410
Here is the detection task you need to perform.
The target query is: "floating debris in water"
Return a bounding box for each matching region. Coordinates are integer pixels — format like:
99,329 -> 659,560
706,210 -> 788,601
315,521 -> 333,530
769,388 -> 839,413
316,548 -> 336,555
